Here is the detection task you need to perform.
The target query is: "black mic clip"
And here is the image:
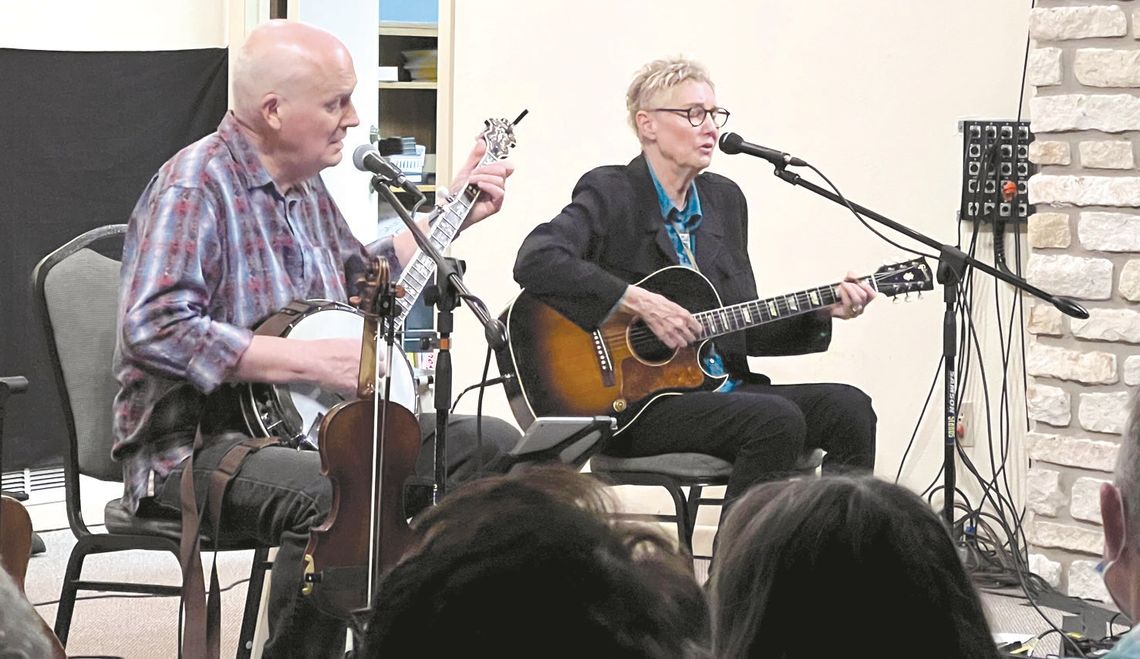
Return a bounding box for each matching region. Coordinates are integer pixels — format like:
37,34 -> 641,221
353,143 -> 421,195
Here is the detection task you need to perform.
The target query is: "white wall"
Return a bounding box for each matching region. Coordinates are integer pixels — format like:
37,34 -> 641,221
0,0 -> 1033,506
0,1 -> 228,50
293,0 -> 382,241
446,0 -> 1032,499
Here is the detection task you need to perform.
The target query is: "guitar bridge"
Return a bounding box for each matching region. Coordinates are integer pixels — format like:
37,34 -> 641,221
592,329 -> 615,387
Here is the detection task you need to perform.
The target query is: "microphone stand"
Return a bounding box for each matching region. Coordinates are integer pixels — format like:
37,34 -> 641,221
766,164 -> 1087,528
373,179 -> 507,505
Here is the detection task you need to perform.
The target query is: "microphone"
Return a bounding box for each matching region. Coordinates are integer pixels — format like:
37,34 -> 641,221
353,144 -> 420,192
718,132 -> 807,167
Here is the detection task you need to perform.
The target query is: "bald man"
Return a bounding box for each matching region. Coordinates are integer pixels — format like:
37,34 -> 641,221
111,20 -> 518,656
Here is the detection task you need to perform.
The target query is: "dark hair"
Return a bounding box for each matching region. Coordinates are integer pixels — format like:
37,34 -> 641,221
362,466 -> 709,658
710,477 -> 998,659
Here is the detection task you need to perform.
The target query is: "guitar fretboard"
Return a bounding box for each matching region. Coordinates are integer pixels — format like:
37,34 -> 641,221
393,153 -> 496,326
695,276 -> 877,339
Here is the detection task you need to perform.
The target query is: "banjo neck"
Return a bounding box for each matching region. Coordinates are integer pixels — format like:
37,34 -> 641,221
391,166 -> 488,327
390,113 -> 524,328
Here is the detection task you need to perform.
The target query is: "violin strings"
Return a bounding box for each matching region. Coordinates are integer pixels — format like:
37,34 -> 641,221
367,333 -> 382,599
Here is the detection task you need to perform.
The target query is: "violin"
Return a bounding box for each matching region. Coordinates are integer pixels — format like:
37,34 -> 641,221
301,257 -> 421,619
1,495 -> 33,586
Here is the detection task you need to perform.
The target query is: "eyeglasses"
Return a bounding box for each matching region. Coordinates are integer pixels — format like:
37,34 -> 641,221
651,106 -> 731,128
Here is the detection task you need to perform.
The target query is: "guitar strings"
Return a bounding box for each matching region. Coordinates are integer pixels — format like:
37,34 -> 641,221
602,282 -> 848,349
599,269 -> 912,351
599,281 -> 846,347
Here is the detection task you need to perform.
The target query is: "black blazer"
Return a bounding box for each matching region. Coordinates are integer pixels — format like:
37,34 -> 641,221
514,154 -> 832,381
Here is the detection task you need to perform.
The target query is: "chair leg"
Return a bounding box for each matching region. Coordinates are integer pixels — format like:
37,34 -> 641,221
662,482 -> 693,555
54,542 -> 90,645
237,546 -> 272,659
684,485 -> 704,554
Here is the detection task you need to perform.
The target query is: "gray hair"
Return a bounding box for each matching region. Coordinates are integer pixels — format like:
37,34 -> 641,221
1114,389 -> 1140,541
230,38 -> 270,118
625,57 -> 714,137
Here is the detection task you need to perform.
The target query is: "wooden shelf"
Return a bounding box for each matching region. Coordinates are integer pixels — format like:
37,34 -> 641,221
378,21 -> 437,37
378,81 -> 438,90
377,6 -> 447,203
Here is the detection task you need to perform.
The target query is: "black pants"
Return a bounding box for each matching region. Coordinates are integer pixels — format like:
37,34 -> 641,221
603,382 -> 876,502
154,413 -> 520,658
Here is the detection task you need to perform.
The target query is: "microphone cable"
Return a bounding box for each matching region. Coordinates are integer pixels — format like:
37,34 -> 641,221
450,370 -> 511,413
798,161 -> 939,260
943,3 -> 1090,655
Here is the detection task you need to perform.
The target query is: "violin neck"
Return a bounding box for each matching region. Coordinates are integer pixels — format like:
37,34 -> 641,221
357,317 -> 381,398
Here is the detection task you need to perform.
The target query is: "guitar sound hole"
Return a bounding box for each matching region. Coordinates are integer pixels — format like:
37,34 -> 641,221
628,320 -> 674,364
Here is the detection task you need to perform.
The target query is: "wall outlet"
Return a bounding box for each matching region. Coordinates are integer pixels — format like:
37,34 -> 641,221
957,401 -> 974,447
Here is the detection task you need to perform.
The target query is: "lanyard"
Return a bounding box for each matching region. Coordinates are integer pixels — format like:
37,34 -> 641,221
670,218 -> 700,273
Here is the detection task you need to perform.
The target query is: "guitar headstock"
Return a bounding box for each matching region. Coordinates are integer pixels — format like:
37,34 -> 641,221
873,257 -> 934,299
480,110 -> 527,163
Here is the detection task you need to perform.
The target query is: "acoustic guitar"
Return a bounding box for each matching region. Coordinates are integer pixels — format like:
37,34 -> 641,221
496,258 -> 933,434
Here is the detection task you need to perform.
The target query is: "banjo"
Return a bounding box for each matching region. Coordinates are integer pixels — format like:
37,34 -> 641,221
241,116 -> 522,448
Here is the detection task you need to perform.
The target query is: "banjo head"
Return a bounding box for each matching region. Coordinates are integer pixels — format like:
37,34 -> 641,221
245,301 -> 419,447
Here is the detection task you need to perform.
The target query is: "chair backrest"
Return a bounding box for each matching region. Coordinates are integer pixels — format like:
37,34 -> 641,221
32,225 -> 126,485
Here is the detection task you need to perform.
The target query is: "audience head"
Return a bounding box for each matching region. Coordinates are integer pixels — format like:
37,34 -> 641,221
1100,390 -> 1140,617
709,476 -> 997,659
363,466 -> 708,658
0,567 -> 54,658
230,20 -> 359,187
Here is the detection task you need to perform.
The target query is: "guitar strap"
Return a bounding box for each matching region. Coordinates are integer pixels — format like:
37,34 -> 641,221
179,428 -> 278,658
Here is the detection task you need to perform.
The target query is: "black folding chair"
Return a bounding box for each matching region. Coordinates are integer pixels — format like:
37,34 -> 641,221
33,224 -> 271,656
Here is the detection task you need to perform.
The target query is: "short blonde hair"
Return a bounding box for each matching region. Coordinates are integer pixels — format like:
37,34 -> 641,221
625,57 -> 715,136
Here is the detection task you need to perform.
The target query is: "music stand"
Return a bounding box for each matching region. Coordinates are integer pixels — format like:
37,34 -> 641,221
503,416 -> 617,474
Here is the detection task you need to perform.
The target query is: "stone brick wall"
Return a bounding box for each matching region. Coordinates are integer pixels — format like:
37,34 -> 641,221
1026,1 -> 1140,601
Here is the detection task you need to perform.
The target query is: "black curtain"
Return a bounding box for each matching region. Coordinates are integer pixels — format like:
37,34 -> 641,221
0,48 -> 228,471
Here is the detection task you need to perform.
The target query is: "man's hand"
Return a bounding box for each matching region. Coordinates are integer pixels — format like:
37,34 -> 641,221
618,285 -> 703,350
232,335 -> 384,398
830,272 -> 877,320
306,337 -> 386,397
449,136 -> 515,231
